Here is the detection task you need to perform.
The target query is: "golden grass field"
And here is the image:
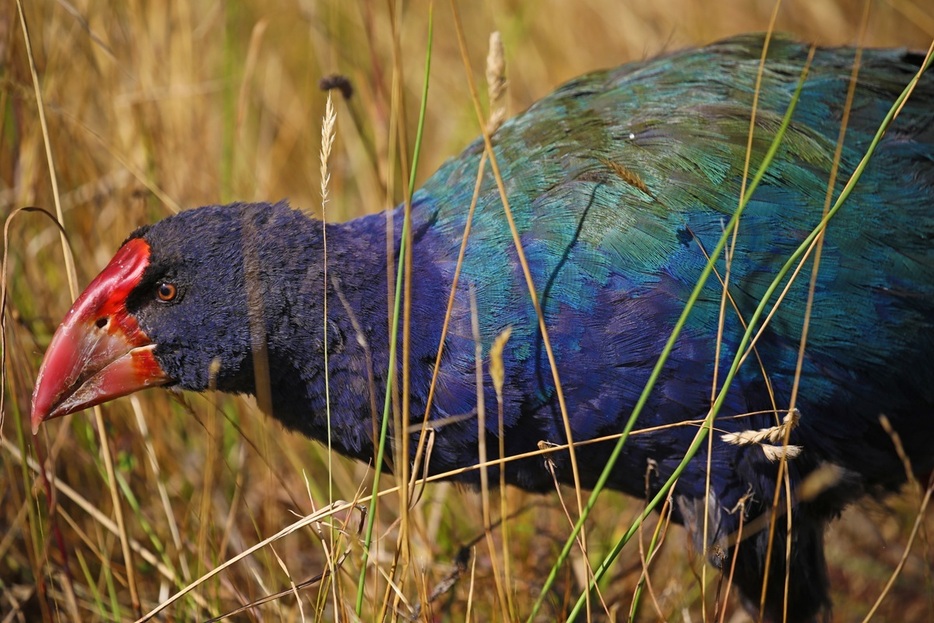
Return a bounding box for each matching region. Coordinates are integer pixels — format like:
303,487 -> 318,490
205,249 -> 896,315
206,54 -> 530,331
2,0 -> 933,621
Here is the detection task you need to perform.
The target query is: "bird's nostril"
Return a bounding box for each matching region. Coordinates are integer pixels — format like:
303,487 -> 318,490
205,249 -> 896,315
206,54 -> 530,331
95,317 -> 108,329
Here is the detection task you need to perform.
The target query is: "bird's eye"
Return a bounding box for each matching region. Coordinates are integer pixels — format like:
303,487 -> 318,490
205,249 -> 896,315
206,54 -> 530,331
156,282 -> 177,302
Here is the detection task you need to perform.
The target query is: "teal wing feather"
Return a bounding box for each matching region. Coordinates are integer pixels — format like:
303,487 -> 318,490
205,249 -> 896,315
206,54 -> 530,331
407,34 -> 934,499
403,38 -> 933,616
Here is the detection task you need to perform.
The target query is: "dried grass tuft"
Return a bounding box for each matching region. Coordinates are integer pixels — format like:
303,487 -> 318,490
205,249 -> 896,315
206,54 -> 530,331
722,408 -> 803,461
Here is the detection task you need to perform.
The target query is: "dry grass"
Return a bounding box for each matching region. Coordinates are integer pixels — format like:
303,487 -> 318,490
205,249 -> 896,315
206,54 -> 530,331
1,0 -> 933,621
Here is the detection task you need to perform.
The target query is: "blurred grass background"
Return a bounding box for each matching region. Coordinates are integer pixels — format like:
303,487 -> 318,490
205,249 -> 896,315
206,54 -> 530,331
1,0 -> 933,621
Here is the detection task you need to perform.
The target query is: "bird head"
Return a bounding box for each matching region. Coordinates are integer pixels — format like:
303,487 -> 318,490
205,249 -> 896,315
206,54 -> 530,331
30,203 -> 283,434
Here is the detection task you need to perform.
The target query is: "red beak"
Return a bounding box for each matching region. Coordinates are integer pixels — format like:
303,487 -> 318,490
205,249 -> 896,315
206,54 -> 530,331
31,238 -> 170,434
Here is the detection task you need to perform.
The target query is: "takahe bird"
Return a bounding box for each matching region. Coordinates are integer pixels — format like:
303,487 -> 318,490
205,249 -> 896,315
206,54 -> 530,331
31,34 -> 934,621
